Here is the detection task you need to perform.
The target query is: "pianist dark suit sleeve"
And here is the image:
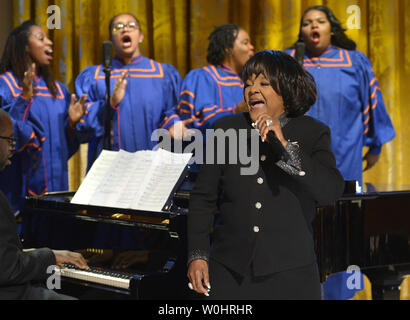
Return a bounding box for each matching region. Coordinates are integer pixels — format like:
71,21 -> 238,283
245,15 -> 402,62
0,191 -> 56,288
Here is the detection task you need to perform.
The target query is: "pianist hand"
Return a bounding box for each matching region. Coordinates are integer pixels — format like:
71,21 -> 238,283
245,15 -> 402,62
52,250 -> 89,270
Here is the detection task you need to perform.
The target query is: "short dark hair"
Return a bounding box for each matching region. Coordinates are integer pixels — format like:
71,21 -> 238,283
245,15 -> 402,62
296,5 -> 356,50
108,13 -> 141,40
242,50 -> 317,117
207,24 -> 240,65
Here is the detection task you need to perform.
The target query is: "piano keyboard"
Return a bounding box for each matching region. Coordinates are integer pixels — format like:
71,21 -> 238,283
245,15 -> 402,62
55,264 -> 135,290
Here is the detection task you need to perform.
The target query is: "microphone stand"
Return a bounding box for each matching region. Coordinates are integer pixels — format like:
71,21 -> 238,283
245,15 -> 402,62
295,41 -> 305,67
88,42 -> 113,170
102,64 -> 112,150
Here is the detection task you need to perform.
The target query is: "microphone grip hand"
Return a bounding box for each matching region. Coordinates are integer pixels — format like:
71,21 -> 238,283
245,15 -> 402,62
252,115 -> 289,162
266,131 -> 290,162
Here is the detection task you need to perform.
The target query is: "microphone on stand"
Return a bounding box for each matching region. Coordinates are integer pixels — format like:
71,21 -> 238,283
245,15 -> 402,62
103,42 -> 113,65
295,41 -> 305,67
102,41 -> 113,150
102,42 -> 113,73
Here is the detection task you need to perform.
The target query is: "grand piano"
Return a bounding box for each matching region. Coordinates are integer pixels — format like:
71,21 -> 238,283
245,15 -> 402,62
23,175 -> 194,300
315,182 -> 410,299
24,178 -> 410,300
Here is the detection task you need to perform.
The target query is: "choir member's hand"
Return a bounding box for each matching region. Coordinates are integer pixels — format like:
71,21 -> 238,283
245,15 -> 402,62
68,94 -> 87,125
52,250 -> 89,270
110,70 -> 128,107
187,259 -> 211,297
363,150 -> 380,171
168,118 -> 195,140
22,63 -> 35,100
233,99 -> 248,113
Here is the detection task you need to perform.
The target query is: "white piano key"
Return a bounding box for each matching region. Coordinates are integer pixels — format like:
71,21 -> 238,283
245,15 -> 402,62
56,266 -> 132,290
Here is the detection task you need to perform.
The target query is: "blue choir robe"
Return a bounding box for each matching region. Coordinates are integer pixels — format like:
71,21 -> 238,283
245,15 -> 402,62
0,71 -> 83,247
177,65 -> 244,172
75,55 -> 182,170
285,46 -> 395,186
178,64 -> 244,134
75,55 -> 182,250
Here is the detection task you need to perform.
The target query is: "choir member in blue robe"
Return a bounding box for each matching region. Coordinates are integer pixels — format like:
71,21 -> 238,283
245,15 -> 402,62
285,6 -> 395,188
75,13 -> 192,254
75,13 -> 190,171
178,24 -> 254,135
177,25 -> 254,172
0,21 -> 87,247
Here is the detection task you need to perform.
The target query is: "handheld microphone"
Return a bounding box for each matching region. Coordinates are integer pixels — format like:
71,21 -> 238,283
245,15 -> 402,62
295,41 -> 305,67
266,131 -> 290,163
102,41 -> 113,72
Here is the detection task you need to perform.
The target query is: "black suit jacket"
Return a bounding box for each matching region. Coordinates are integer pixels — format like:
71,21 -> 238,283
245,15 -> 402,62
0,191 -> 56,299
188,113 -> 344,277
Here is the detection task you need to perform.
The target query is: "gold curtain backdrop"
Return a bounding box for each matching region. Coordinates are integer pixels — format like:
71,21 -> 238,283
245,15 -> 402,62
12,0 -> 410,190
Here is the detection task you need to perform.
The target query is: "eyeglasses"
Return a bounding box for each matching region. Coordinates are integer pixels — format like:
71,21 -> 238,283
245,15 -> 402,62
0,136 -> 16,148
112,21 -> 138,33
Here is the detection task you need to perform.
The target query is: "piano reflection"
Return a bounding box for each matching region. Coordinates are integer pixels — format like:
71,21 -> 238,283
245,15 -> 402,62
315,182 -> 410,299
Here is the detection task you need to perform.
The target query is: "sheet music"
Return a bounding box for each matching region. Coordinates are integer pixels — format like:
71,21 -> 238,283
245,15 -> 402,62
114,150 -> 156,209
71,150 -> 118,205
71,149 -> 192,212
133,149 -> 192,211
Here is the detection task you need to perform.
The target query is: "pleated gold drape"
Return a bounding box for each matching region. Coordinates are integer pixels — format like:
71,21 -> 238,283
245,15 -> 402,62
12,0 -> 410,190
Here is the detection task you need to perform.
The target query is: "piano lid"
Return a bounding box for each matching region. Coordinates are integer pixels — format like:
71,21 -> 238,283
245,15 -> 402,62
341,182 -> 410,200
25,194 -> 187,234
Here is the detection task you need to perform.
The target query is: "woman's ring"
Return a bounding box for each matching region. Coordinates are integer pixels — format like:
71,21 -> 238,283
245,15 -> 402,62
266,120 -> 272,126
